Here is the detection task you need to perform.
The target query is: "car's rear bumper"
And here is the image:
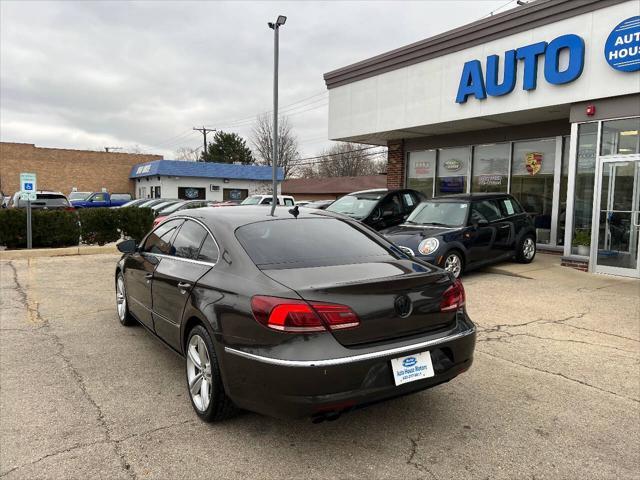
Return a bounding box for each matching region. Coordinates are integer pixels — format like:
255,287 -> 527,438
219,314 -> 476,419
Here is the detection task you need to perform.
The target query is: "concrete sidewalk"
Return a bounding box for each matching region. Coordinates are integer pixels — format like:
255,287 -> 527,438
0,243 -> 117,260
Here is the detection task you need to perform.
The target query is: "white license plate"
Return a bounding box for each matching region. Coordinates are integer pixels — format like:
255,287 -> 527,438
390,351 -> 435,386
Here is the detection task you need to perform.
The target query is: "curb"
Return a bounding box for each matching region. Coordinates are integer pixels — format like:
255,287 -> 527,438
0,244 -> 118,260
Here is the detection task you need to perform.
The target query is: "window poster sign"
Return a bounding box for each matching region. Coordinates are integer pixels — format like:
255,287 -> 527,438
478,175 -> 503,186
408,151 -> 435,179
525,152 -> 543,176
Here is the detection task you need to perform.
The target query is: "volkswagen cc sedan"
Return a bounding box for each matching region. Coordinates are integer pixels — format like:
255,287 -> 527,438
381,194 -> 537,278
115,206 -> 476,422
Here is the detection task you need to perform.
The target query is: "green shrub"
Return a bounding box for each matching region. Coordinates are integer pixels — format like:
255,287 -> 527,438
0,209 -> 80,249
118,207 -> 154,243
78,208 -> 121,246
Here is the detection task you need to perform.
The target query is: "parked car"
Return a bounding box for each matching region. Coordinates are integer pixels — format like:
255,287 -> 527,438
240,195 -> 295,206
381,193 -> 536,278
303,199 -> 334,210
136,198 -> 175,209
326,189 -> 425,231
150,200 -> 184,217
8,191 -> 74,210
115,206 -> 476,422
70,192 -> 132,208
153,200 -> 215,227
68,191 -> 92,202
119,198 -> 151,208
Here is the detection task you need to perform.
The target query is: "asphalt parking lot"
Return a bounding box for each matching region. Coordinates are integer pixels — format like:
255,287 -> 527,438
1,253 -> 639,479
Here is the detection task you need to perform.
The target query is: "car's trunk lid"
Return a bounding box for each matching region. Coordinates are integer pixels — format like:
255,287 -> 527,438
262,260 -> 456,347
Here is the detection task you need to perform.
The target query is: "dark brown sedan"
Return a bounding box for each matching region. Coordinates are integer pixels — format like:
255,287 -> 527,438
115,206 -> 476,422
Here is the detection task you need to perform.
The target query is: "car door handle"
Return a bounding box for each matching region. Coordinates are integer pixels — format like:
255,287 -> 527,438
145,273 -> 153,283
177,282 -> 192,292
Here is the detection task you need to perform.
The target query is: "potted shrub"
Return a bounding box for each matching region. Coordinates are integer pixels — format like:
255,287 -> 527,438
573,230 -> 591,256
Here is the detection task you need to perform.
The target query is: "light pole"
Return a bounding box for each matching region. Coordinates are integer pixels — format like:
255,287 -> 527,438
268,15 -> 286,216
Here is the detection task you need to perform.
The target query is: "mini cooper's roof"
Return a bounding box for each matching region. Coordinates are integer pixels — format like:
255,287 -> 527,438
175,205 -> 339,230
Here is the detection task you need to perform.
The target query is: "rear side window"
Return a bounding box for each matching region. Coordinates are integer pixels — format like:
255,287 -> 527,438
499,197 -> 523,216
198,235 -> 219,264
471,200 -> 503,223
236,218 -> 393,269
143,219 -> 183,255
172,220 -> 208,260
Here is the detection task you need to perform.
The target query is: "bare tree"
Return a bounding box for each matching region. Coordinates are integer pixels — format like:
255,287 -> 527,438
174,147 -> 201,161
300,142 -> 386,178
251,113 -> 300,178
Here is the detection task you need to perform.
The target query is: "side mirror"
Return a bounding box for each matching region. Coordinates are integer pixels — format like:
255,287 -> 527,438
472,219 -> 489,229
117,239 -> 137,253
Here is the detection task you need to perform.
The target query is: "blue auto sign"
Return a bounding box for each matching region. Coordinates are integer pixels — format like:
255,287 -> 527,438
604,16 -> 640,72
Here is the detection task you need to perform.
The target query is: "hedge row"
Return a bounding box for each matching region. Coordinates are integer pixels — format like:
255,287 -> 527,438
0,207 -> 154,249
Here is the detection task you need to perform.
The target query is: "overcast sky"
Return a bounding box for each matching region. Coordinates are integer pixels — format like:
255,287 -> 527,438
1,0 -> 516,160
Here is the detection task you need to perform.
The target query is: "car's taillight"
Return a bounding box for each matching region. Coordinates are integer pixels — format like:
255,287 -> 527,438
440,279 -> 465,312
251,296 -> 360,333
64,206 -> 76,211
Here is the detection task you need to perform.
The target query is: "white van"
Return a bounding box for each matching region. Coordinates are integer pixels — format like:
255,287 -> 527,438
240,195 -> 296,206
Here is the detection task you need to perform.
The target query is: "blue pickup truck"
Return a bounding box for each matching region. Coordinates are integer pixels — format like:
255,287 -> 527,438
70,192 -> 132,208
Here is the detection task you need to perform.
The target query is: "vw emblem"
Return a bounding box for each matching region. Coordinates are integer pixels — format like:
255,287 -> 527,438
394,295 -> 412,318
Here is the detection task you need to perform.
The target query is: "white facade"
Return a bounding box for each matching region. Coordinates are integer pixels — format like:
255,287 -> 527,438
328,1 -> 639,142
135,176 -> 281,202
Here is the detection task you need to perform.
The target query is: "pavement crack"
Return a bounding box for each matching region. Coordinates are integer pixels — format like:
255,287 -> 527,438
5,260 -> 137,480
477,349 -> 639,404
405,436 -> 439,480
0,440 -> 107,478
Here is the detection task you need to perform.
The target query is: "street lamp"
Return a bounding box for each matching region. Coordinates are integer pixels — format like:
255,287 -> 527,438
268,15 -> 286,216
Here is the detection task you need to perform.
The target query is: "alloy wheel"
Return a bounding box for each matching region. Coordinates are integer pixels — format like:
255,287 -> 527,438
186,334 -> 212,412
444,253 -> 462,278
116,276 -> 127,321
523,238 -> 536,260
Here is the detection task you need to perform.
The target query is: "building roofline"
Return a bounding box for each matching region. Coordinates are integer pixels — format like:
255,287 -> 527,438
323,0 -> 628,89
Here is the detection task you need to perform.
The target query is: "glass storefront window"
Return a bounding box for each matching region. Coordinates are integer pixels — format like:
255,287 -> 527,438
510,138 -> 556,244
571,122 -> 598,255
471,143 -> 509,193
406,150 -> 435,199
600,118 -> 640,156
436,147 -> 469,195
557,136 -> 570,246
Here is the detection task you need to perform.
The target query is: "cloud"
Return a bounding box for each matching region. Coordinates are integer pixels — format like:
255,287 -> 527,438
1,0 -> 509,159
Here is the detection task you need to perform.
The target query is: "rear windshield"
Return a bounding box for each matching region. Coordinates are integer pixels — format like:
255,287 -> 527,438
15,194 -> 70,208
111,193 -> 131,201
236,218 -> 394,269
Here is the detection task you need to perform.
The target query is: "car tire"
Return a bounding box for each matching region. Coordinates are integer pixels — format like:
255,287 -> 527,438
115,272 -> 136,326
443,250 -> 464,279
185,325 -> 237,422
515,234 -> 536,264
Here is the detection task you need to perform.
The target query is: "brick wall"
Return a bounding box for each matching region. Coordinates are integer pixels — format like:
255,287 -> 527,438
0,143 -> 162,196
386,140 -> 405,190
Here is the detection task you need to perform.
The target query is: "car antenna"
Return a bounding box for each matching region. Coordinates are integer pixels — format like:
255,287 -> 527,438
288,205 -> 299,218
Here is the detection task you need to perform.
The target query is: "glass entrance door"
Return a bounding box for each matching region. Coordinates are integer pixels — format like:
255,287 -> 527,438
593,157 -> 640,277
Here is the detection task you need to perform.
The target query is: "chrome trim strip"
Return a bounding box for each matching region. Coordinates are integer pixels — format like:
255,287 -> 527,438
151,253 -> 215,267
224,325 -> 475,367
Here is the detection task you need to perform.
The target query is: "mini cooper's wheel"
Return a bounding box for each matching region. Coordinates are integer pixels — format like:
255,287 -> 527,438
116,272 -> 135,326
443,251 -> 464,278
516,235 -> 536,263
185,325 -> 237,422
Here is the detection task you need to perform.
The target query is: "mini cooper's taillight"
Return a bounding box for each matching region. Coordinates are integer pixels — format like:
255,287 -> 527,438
251,296 -> 360,333
440,279 -> 466,312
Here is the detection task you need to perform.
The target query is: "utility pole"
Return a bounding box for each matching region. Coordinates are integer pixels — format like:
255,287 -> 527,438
268,15 -> 287,216
193,126 -> 216,161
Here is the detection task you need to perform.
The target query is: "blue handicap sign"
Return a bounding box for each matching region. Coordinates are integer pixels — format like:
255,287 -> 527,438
24,183 -> 33,191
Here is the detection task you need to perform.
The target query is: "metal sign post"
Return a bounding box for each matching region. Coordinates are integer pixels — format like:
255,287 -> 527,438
19,173 -> 37,250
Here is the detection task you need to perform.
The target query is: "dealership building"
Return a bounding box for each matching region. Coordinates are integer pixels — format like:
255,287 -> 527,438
130,160 -> 283,202
325,0 -> 639,277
